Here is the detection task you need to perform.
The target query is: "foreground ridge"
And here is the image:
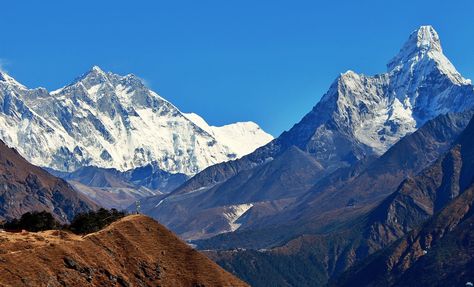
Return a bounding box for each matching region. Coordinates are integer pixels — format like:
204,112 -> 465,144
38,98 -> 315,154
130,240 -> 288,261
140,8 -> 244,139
0,215 -> 248,287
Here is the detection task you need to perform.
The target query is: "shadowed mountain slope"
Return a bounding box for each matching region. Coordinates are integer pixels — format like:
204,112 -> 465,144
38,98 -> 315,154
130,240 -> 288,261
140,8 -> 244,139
139,146 -> 325,240
197,110 -> 472,250
334,184 -> 474,287
0,140 -> 97,223
204,112 -> 474,286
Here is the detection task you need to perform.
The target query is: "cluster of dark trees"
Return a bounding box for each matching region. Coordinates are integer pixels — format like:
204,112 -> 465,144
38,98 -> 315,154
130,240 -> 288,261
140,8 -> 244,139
68,208 -> 126,234
3,211 -> 59,232
1,208 -> 126,234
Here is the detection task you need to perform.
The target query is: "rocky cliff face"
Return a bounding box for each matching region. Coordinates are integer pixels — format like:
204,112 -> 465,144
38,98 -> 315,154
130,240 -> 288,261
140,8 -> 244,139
335,183 -> 474,287
362,111 -> 474,251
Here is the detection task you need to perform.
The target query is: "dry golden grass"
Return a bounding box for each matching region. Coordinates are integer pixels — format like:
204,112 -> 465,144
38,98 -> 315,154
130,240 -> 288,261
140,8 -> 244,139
0,215 -> 248,287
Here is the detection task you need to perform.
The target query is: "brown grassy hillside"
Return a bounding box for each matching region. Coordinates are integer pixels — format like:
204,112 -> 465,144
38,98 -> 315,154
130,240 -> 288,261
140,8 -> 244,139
0,215 -> 248,287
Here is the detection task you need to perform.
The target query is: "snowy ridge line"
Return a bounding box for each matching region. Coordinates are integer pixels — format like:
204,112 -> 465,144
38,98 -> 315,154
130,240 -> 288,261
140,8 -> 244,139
0,65 -> 273,175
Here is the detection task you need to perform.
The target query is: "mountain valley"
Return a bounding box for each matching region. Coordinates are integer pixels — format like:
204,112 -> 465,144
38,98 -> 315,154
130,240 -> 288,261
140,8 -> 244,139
0,24 -> 473,287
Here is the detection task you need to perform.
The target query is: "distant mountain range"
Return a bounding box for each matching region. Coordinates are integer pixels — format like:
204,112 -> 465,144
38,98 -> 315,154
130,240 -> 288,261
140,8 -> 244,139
46,164 -> 188,209
0,64 -> 272,211
134,25 -> 474,286
0,66 -> 272,175
139,25 -> 474,241
0,24 -> 473,287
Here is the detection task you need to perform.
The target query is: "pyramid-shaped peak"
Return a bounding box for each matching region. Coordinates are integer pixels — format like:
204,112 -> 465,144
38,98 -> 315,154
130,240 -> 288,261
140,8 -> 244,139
91,65 -> 106,73
412,25 -> 441,52
387,25 -> 443,71
85,65 -> 110,79
75,65 -> 110,85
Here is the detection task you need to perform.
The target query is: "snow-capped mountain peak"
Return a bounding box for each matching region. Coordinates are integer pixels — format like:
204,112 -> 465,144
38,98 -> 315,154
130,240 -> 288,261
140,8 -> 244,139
287,25 -> 474,162
405,25 -> 441,53
91,65 -> 105,73
78,65 -> 109,84
388,25 -> 469,86
388,25 -> 440,70
346,26 -> 474,153
0,71 -> 27,89
0,67 -> 273,174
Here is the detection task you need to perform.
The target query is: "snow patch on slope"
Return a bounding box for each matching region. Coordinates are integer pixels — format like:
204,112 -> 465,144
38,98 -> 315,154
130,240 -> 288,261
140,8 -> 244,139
222,203 -> 254,232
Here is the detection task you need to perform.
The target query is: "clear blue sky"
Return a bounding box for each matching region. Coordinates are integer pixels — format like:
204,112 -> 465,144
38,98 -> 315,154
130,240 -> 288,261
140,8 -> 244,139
1,0 -> 473,136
